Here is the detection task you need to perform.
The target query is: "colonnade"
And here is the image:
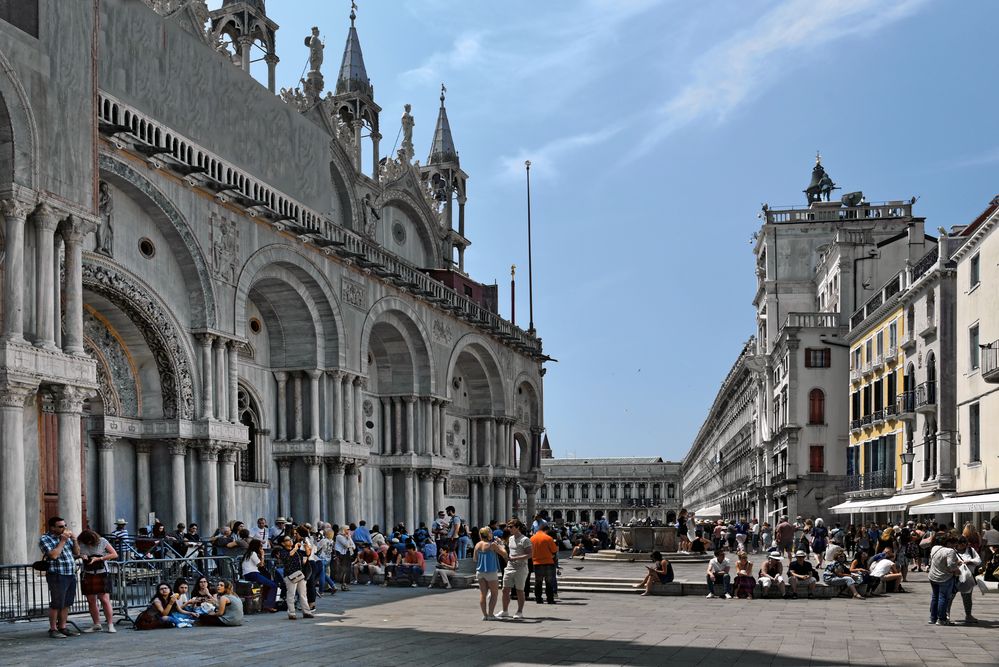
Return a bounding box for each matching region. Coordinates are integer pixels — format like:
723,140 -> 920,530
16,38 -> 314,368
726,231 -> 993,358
468,416 -> 517,467
197,334 -> 242,423
272,369 -> 365,443
377,395 -> 451,455
467,476 -> 520,528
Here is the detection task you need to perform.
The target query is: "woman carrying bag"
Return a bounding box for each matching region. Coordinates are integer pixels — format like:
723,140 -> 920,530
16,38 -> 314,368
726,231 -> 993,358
276,535 -> 313,620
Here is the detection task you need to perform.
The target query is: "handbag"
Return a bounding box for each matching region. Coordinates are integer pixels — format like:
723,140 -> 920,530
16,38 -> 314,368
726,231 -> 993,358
31,559 -> 50,572
285,569 -> 306,585
919,533 -> 934,548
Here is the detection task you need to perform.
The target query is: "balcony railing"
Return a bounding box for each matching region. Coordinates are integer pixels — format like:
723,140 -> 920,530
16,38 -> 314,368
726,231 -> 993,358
771,472 -> 787,485
862,414 -> 873,426
850,418 -> 862,431
915,381 -> 936,410
850,368 -> 862,383
764,201 -> 912,225
912,246 -> 939,281
846,470 -> 896,492
783,312 -> 840,330
872,408 -> 885,424
983,340 -> 999,383
884,402 -> 897,419
849,271 -> 906,331
885,345 -> 898,364
897,390 -> 916,417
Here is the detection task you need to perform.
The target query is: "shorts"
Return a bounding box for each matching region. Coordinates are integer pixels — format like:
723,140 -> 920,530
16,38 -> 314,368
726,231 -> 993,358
760,575 -> 786,586
81,572 -> 109,596
361,564 -> 384,575
503,566 -> 529,589
46,573 -> 77,609
791,576 -> 816,586
476,571 -> 499,583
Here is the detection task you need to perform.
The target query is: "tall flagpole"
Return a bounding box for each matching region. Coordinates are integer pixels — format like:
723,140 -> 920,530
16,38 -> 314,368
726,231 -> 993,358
525,160 -> 535,335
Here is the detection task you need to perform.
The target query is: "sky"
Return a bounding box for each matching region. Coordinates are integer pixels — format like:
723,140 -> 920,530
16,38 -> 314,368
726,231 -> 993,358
209,0 -> 999,462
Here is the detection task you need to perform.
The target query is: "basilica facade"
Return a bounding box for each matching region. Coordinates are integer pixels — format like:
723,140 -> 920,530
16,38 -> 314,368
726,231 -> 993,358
0,0 -> 548,563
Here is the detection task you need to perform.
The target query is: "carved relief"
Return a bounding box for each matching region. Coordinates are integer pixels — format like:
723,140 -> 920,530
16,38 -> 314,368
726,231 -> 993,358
341,276 -> 366,310
96,181 -> 114,257
432,320 -> 453,345
83,308 -> 140,418
211,213 -> 239,284
448,477 -> 469,497
362,399 -> 373,418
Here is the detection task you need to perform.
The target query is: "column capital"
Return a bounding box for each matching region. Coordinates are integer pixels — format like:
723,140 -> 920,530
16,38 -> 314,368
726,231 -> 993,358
96,435 -> 119,451
31,201 -> 61,230
135,441 -> 154,455
307,369 -> 322,380
0,382 -> 37,408
273,370 -> 288,383
226,340 -> 245,354
417,470 -> 433,480
218,447 -> 238,464
198,333 -> 217,347
0,197 -> 32,221
54,385 -> 91,414
429,397 -> 440,407
59,214 -> 96,244
303,455 -> 323,467
404,395 -> 417,404
264,52 -> 280,65
530,426 -> 544,436
358,377 -> 368,390
168,439 -> 189,457
277,458 -> 293,470
328,369 -> 344,380
353,375 -> 364,387
198,442 -> 221,462
402,468 -> 415,479
327,458 -> 345,472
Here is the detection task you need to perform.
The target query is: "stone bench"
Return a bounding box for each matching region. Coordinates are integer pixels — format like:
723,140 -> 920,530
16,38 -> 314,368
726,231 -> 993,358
648,580 -> 845,598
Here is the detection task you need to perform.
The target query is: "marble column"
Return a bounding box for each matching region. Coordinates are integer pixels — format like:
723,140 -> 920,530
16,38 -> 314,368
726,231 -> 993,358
469,478 -> 479,528
33,204 -> 59,350
506,482 -> 515,520
353,377 -> 364,444
438,401 -> 449,457
392,397 -> 403,455
331,370 -> 344,440
431,399 -> 440,456
402,470 -> 415,530
345,462 -> 360,523
0,384 -> 33,563
482,477 -> 494,524
484,419 -> 494,467
291,374 -> 304,440
419,472 -> 433,524
423,399 -> 433,456
277,459 -> 292,518
523,485 -> 537,523
380,397 -> 392,453
135,442 -> 153,525
328,459 -> 346,524
55,386 -> 87,529
433,473 -> 445,515
273,371 -> 287,441
493,479 -> 504,522
264,52 -> 279,93
342,374 -> 354,444
97,436 -> 118,533
199,443 -> 220,531
169,440 -> 188,525
383,469 -> 395,528
1,199 -> 30,342
469,418 -> 478,466
52,235 -> 61,350
218,447 -> 237,525
306,456 -> 321,527
60,216 -> 90,356
227,342 -> 240,423
405,396 -> 416,454
308,370 -> 321,440
213,338 -> 226,420
499,421 -> 509,467
199,335 -> 215,420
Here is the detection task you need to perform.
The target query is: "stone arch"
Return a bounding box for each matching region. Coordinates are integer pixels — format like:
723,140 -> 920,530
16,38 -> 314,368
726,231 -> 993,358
0,47 -> 39,188
329,142 -> 359,231
373,186 -> 439,266
445,333 -> 507,414
98,153 -> 217,328
82,257 -> 197,420
360,296 -> 434,394
234,244 -> 344,368
512,371 -> 542,427
246,264 -> 324,368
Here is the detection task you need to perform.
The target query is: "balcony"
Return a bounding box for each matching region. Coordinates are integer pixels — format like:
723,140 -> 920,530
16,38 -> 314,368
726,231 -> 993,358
885,345 -> 898,365
900,332 -> 917,352
850,418 -> 862,434
846,470 -> 896,493
862,361 -> 875,378
861,414 -> 873,430
896,391 -> 916,420
872,409 -> 885,425
872,354 -> 885,372
915,381 -> 936,413
850,367 -> 862,384
884,402 -> 898,420
983,340 -> 999,383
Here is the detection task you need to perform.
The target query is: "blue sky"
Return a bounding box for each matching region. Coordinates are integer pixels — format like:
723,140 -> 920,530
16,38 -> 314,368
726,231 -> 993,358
211,0 -> 998,461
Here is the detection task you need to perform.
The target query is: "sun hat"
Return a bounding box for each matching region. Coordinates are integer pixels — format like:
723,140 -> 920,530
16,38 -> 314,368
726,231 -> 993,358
795,550 -> 806,557
115,518 -> 127,525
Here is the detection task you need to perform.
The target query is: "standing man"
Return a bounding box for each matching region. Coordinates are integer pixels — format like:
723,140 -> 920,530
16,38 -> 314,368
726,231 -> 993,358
432,511 -> 449,551
268,517 -> 287,544
253,517 -> 270,548
496,518 -> 533,620
775,516 -> 795,560
530,522 -> 558,604
39,516 -> 80,638
445,506 -> 462,553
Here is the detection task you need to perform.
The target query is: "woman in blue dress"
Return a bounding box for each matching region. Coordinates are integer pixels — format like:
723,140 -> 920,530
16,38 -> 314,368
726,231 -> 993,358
474,527 -> 507,620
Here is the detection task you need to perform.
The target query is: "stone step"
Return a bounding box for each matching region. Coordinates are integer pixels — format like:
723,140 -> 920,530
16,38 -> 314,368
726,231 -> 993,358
553,577 -> 862,598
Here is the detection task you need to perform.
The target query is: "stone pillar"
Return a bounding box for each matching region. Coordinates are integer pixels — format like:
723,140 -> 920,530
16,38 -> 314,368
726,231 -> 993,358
308,370 -> 322,440
1,199 -> 30,342
214,338 -> 226,420
52,235 -> 61,350
55,386 -> 87,529
328,459 -> 346,524
0,384 -> 33,563
199,335 -> 215,420
169,440 -> 188,525
433,473 -> 445,514
431,399 -> 440,456
60,217 -> 90,356
227,342 -> 240,423
306,456 -> 321,527
484,419 -> 494,467
331,370 -> 344,441
482,477 -> 494,524
277,459 -> 292,518
354,377 -> 364,444
292,374 -> 303,440
345,461 -> 360,523
33,204 -> 60,350
264,52 -> 279,93
470,418 -> 478,466
273,371 -> 287,441
218,447 -> 237,525
506,481 -> 515,520
383,469 -> 395,528
402,470 -> 415,530
494,479 -> 504,522
439,401 -> 449,457
342,374 -> 354,444
423,399 -> 433,456
418,471 -> 433,525
371,130 -> 381,182
380,397 -> 392,453
96,436 -> 118,534
405,396 -> 416,454
393,397 -> 403,455
199,443 -> 220,531
500,421 -> 510,467
469,478 -> 479,527
238,34 -> 252,71
523,484 -> 537,522
135,441 -> 153,525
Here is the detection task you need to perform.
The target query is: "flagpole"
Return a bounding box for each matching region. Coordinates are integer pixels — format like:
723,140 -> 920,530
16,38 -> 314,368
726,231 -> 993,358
525,160 -> 535,335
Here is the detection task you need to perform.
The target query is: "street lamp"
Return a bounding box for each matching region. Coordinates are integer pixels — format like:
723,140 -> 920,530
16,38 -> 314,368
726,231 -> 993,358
899,450 -> 915,466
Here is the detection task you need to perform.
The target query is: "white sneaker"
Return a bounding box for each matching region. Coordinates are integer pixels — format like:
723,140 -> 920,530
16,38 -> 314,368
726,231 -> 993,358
482,615 -> 489,621
495,610 -> 509,619
106,623 -> 117,633
724,593 -> 733,600
513,612 -> 524,620
83,624 -> 102,633
705,593 -> 715,599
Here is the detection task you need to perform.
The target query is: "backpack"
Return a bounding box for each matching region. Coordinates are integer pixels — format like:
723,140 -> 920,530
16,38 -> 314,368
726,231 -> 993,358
881,528 -> 894,543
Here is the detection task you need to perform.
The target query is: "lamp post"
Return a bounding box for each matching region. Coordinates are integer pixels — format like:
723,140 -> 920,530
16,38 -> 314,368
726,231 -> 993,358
525,160 -> 535,335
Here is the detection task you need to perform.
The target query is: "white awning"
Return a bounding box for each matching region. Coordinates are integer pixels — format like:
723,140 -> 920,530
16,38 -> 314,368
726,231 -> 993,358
908,492 -> 999,515
829,491 -> 938,514
692,504 -> 722,519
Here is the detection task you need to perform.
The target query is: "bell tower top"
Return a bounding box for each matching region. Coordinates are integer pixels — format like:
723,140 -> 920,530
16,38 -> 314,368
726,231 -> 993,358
428,83 -> 459,166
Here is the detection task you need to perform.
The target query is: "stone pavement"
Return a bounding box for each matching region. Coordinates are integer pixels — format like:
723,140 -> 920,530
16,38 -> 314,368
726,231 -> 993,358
1,571 -> 998,667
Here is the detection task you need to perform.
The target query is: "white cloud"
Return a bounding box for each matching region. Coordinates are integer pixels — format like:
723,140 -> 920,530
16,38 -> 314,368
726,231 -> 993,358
636,0 -> 930,157
498,124 -> 626,181
401,32 -> 484,85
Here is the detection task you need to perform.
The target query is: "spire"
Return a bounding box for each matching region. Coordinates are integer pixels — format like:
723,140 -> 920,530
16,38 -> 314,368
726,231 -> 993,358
336,1 -> 371,97
428,83 -> 458,165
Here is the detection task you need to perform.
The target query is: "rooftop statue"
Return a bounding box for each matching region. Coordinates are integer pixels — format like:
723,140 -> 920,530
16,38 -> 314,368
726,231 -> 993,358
305,26 -> 324,74
400,104 -> 415,161
804,152 -> 838,204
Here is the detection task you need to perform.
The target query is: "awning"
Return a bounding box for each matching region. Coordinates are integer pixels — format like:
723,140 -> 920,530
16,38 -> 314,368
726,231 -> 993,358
908,492 -> 999,515
692,504 -> 722,519
828,491 -> 938,515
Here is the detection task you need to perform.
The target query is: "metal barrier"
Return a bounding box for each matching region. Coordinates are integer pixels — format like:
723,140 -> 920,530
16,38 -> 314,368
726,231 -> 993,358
109,556 -> 239,624
0,564 -> 90,625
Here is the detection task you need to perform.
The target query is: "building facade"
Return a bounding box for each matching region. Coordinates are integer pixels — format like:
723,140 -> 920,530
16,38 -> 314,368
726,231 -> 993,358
538,458 -> 682,525
0,0 -> 549,563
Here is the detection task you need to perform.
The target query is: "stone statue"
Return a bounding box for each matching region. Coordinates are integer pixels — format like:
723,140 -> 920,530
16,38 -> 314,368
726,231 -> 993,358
400,104 -> 415,161
96,180 -> 114,256
361,193 -> 380,237
305,26 -> 323,74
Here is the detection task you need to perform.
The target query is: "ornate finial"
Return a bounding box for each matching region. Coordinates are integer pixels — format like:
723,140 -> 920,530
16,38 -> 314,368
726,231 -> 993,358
440,82 -> 447,105
815,150 -> 821,165
525,159 -> 531,170
350,0 -> 357,26
511,264 -> 516,278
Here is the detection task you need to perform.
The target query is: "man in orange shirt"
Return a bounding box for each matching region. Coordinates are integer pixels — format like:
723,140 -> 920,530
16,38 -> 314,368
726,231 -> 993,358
531,526 -> 559,604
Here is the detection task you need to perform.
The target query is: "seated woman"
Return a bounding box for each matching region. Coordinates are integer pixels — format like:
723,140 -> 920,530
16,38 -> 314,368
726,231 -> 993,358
198,580 -> 244,626
637,551 -> 673,596
168,579 -> 198,628
188,576 -> 218,614
759,552 -> 787,598
241,539 -> 278,612
823,551 -> 864,600
850,551 -> 872,591
135,583 -> 180,630
690,532 -> 709,555
570,538 -> 588,560
733,551 -> 756,599
428,545 -> 459,589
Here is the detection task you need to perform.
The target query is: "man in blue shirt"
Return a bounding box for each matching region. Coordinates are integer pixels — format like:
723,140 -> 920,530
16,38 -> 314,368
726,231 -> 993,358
352,520 -> 372,545
445,506 -> 462,551
38,516 -> 80,638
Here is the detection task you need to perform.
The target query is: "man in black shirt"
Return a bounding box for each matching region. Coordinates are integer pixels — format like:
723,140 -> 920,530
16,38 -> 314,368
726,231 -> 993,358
787,550 -> 817,599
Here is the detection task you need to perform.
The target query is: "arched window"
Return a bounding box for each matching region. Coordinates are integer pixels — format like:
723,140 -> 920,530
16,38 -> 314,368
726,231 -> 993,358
581,484 -> 589,500
567,484 -> 576,500
540,485 -> 548,500
667,483 -> 676,499
237,386 -> 262,483
809,388 -> 825,424
623,483 -> 632,499
595,483 -> 603,500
